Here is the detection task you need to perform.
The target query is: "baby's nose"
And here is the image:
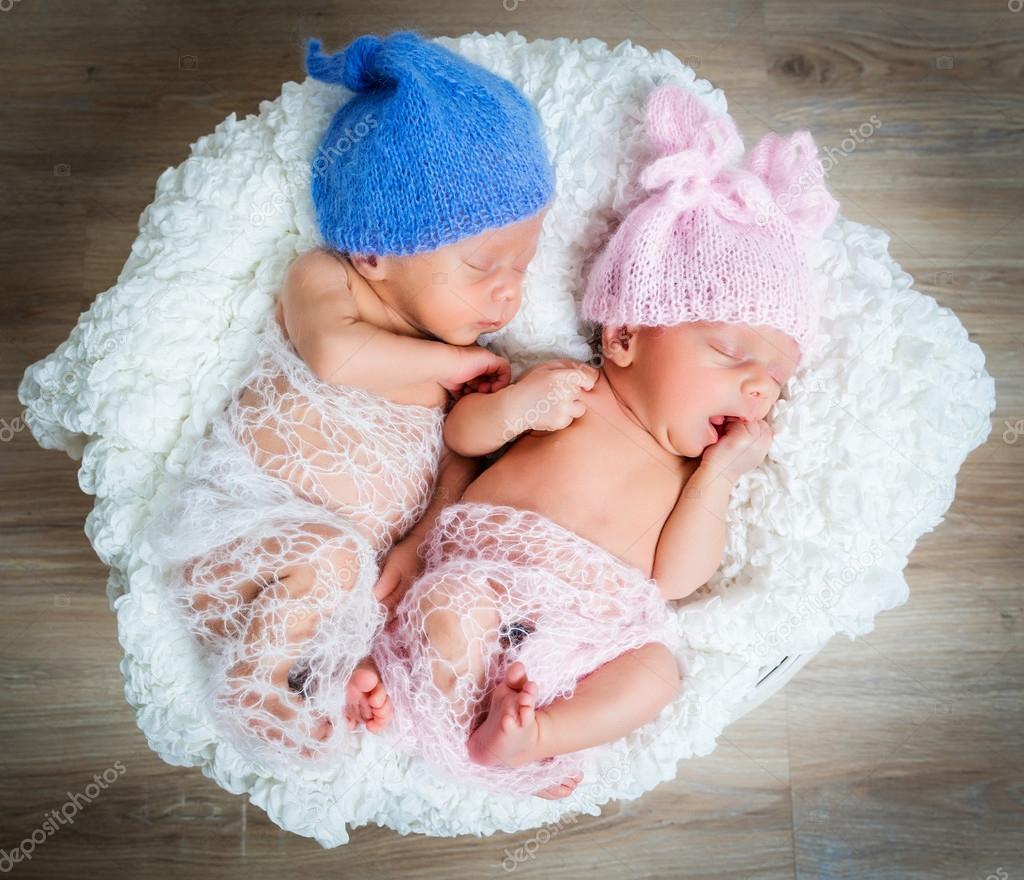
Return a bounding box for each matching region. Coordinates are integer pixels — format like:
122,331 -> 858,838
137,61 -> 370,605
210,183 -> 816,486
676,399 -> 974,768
746,394 -> 772,421
493,281 -> 518,304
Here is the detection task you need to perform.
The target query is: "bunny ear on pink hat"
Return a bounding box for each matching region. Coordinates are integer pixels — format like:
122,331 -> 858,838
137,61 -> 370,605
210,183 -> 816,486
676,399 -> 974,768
745,130 -> 839,238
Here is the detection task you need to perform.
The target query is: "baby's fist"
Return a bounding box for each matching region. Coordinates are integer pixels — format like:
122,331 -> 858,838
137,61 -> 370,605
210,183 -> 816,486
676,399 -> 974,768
442,345 -> 511,400
509,359 -> 598,436
703,418 -> 773,482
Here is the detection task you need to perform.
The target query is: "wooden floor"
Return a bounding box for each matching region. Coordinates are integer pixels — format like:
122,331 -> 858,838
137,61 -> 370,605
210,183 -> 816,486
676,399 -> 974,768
1,1 -> 1021,878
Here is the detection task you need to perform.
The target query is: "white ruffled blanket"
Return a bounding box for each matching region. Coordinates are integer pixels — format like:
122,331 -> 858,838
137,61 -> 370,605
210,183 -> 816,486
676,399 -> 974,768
18,32 -> 995,847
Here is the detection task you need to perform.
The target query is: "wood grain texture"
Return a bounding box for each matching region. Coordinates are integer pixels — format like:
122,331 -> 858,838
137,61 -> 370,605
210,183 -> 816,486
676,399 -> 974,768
1,1 -> 1020,877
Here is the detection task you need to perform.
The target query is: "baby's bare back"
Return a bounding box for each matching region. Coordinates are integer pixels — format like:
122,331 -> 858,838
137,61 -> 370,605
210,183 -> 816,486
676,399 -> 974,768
233,254 -> 447,552
461,376 -> 697,576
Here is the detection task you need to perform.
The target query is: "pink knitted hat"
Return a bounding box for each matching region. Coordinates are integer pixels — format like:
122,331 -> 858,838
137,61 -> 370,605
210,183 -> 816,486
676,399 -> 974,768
582,84 -> 839,369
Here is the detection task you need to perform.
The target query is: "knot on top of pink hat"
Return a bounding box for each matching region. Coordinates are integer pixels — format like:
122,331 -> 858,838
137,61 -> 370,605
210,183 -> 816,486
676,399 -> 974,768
639,87 -> 762,224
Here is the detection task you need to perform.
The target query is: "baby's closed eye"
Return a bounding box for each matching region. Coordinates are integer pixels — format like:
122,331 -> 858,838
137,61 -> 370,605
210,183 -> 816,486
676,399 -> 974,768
462,260 -> 527,276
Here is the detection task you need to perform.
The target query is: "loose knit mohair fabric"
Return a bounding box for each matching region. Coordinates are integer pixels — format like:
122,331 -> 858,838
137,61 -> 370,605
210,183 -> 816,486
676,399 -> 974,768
306,31 -> 556,256
142,311 -> 446,771
17,33 -> 995,846
372,501 -> 681,795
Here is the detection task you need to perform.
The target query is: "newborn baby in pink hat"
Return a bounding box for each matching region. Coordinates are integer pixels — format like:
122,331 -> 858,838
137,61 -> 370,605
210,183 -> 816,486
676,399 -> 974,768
366,83 -> 840,797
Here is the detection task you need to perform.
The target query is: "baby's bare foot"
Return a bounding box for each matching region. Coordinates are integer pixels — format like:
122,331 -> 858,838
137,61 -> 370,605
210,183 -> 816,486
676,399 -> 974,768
345,657 -> 392,733
467,661 -> 541,768
533,770 -> 584,800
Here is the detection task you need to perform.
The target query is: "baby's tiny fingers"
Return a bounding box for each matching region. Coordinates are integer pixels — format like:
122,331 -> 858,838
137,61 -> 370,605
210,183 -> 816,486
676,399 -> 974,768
565,366 -> 597,389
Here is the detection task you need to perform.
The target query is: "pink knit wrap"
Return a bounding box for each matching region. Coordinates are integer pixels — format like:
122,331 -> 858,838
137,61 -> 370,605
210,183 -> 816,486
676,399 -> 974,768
582,84 -> 839,368
371,501 -> 681,794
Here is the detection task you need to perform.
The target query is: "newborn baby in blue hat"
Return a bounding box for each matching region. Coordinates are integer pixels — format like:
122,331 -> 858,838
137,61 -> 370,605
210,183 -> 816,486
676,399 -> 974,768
149,32 -> 594,770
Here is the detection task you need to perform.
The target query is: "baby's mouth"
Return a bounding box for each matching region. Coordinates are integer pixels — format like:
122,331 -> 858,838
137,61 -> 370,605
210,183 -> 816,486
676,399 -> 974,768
709,415 -> 739,439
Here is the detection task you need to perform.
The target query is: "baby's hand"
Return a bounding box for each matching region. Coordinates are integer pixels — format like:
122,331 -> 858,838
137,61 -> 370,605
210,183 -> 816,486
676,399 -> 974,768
701,418 -> 773,482
507,359 -> 598,435
372,533 -> 424,622
442,345 -> 512,401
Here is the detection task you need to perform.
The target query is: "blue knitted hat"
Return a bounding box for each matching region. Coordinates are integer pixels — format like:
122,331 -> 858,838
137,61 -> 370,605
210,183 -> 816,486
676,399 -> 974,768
305,32 -> 556,256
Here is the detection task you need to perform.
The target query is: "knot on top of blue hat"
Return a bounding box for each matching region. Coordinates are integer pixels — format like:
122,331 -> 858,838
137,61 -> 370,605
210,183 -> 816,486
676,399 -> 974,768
305,31 -> 556,257
306,35 -> 389,93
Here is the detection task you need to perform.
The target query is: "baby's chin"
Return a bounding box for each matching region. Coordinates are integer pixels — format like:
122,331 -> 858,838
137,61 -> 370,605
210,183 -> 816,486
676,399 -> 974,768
453,325 -> 508,347
425,325 -> 480,346
662,427 -> 706,460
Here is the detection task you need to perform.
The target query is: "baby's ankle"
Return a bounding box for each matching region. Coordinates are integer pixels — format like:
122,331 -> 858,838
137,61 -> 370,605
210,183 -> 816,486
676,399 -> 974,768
526,707 -> 554,763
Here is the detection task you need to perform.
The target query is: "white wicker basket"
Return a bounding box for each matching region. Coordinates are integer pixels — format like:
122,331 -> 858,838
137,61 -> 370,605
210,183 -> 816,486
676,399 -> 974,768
729,651 -> 819,723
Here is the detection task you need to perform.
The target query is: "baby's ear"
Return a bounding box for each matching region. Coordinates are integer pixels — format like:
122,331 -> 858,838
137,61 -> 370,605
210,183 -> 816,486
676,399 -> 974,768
349,252 -> 387,280
601,324 -> 639,366
744,131 -> 839,237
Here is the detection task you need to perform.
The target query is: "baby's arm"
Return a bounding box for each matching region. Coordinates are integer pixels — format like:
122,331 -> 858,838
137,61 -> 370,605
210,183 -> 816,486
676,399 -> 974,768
653,418 -> 774,600
652,463 -> 737,601
374,445 -> 481,616
280,250 -> 504,395
444,359 -> 598,457
442,382 -> 521,457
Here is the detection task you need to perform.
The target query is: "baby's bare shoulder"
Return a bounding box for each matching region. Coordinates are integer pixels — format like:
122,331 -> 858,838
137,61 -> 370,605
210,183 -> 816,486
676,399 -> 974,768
281,248 -> 359,324
284,248 -> 355,303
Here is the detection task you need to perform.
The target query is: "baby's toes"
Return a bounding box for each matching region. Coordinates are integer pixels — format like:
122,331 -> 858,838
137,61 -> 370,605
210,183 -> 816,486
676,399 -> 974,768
366,703 -> 392,733
344,700 -> 360,729
533,779 -> 574,799
517,699 -> 534,727
367,682 -> 388,710
349,665 -> 378,695
310,715 -> 333,742
500,706 -> 521,734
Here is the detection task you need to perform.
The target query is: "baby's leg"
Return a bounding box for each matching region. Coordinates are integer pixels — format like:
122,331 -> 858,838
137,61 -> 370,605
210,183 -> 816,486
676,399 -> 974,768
374,569 -> 591,796
467,641 -> 680,770
236,379 -> 359,513
417,574 -> 502,703
182,534 -> 288,648
213,521 -> 383,761
374,571 -> 501,734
